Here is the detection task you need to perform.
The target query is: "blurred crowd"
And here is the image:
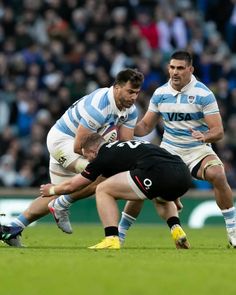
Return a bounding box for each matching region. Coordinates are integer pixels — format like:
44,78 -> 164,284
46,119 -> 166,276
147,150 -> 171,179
0,0 -> 236,189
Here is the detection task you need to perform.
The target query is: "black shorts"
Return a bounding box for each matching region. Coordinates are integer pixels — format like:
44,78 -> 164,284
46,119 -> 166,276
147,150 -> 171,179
129,162 -> 192,201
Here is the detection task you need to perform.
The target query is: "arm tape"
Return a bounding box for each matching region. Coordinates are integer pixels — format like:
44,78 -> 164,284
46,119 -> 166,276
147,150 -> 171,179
49,186 -> 56,196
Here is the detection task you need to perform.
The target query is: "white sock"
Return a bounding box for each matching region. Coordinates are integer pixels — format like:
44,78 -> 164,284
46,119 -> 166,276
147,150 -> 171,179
222,207 -> 236,230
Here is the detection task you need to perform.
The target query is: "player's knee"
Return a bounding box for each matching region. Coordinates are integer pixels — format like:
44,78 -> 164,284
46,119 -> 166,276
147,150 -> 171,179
96,182 -> 105,197
202,159 -> 223,180
205,166 -> 226,184
96,181 -> 112,197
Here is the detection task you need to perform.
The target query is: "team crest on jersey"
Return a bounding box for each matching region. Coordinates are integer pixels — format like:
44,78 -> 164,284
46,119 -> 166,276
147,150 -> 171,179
188,95 -> 195,104
118,115 -> 127,124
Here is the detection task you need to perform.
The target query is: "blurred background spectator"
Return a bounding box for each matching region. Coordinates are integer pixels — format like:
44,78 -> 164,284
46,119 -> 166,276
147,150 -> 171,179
0,0 -> 235,189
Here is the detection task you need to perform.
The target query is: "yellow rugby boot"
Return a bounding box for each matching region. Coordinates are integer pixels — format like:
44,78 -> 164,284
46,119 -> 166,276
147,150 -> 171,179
171,225 -> 190,249
88,236 -> 120,250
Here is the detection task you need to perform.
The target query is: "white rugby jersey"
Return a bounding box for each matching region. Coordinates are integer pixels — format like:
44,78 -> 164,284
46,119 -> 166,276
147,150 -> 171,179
55,86 -> 138,137
149,75 -> 219,148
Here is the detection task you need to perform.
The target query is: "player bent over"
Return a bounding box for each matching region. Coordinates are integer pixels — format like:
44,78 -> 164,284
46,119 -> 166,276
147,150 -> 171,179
39,134 -> 192,249
0,68 -> 144,247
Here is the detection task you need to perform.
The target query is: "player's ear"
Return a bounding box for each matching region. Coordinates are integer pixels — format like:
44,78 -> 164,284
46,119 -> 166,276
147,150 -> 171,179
190,66 -> 194,73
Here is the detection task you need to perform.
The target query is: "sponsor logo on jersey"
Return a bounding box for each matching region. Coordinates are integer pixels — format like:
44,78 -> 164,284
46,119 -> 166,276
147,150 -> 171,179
167,113 -> 192,121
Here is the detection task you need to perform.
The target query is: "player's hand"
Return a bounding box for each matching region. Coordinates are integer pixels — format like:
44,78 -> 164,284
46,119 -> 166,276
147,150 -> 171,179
189,128 -> 205,142
39,184 -> 54,197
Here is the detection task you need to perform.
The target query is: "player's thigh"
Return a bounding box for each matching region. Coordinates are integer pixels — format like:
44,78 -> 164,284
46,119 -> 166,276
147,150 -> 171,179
47,126 -> 79,169
47,127 -> 88,174
49,158 -> 76,184
96,172 -> 141,201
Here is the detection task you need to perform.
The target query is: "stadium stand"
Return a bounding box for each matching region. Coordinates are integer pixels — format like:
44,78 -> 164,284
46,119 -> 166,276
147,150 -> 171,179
0,0 -> 236,189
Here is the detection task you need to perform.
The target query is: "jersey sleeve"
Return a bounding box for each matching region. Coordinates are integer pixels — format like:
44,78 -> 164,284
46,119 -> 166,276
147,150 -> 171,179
81,162 -> 101,181
77,89 -> 109,131
148,89 -> 162,113
202,92 -> 219,116
79,104 -> 106,131
122,106 -> 138,129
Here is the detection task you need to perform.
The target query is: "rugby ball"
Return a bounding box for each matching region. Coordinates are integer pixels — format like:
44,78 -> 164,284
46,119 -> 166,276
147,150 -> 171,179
98,125 -> 118,143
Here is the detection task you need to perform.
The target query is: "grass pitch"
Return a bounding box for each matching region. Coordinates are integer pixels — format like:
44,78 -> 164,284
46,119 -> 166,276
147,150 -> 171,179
1,224 -> 236,295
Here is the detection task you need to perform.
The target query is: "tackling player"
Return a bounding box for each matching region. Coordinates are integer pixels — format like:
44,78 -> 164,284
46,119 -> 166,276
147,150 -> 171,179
39,133 -> 192,249
1,68 -> 143,246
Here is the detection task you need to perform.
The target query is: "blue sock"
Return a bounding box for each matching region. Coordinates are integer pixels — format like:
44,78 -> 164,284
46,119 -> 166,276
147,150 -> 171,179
222,207 -> 236,229
54,195 -> 74,210
118,212 -> 136,242
10,214 -> 30,229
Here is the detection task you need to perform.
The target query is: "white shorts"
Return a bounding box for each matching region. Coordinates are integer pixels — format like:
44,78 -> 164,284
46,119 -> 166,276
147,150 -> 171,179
47,126 -> 88,184
160,142 -> 219,173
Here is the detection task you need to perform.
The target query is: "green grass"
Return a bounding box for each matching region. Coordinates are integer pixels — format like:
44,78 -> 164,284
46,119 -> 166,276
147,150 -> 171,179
1,224 -> 236,295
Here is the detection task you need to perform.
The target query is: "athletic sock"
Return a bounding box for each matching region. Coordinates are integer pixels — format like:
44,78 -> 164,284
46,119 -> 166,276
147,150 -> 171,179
118,211 -> 136,242
105,226 -> 119,237
167,216 -> 181,231
222,207 -> 236,230
53,195 -> 75,210
10,214 -> 30,228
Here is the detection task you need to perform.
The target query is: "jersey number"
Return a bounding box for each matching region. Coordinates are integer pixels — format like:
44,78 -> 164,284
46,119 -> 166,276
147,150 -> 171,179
106,140 -> 148,149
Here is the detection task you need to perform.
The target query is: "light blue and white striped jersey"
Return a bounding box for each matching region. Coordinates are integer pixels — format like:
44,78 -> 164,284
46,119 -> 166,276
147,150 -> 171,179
55,86 -> 138,137
149,75 -> 219,148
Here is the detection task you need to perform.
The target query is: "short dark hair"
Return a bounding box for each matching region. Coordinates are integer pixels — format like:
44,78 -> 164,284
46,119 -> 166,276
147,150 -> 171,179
114,68 -> 144,88
170,51 -> 193,66
81,133 -> 105,151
